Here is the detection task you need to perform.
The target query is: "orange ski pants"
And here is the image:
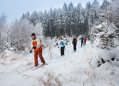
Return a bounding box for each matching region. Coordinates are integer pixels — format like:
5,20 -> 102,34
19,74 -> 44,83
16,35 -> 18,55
34,51 -> 45,66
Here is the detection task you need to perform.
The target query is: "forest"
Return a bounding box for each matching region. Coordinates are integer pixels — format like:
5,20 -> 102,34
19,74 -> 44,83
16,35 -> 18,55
0,0 -> 119,51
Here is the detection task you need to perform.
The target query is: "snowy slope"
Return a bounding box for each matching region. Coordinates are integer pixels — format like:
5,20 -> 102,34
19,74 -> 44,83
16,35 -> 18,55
0,41 -> 119,86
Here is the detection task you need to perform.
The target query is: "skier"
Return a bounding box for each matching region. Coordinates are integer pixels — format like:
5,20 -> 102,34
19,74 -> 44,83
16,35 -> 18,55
72,37 -> 78,52
80,36 -> 84,47
59,37 -> 65,56
30,33 -> 45,66
84,37 -> 87,45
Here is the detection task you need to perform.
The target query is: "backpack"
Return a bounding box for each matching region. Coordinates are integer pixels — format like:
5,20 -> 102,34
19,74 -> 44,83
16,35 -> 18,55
60,41 -> 64,46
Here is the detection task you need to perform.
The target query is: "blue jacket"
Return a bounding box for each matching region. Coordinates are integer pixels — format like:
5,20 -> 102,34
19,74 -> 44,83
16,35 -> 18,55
59,40 -> 65,47
80,38 -> 84,42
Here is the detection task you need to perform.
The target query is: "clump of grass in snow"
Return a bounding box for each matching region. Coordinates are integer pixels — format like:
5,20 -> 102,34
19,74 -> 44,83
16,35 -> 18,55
23,69 -> 69,86
10,56 -> 20,61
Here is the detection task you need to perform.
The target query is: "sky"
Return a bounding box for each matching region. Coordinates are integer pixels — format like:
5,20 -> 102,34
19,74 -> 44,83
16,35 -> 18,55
0,0 -> 103,23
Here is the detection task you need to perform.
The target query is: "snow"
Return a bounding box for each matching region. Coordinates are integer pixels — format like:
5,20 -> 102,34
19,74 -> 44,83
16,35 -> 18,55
95,24 -> 102,29
0,41 -> 119,86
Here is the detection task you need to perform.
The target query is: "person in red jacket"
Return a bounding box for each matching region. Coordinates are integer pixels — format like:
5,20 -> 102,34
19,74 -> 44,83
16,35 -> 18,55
84,37 -> 87,45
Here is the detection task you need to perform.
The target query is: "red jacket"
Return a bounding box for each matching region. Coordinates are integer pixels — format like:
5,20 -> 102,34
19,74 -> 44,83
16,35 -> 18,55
84,38 -> 87,42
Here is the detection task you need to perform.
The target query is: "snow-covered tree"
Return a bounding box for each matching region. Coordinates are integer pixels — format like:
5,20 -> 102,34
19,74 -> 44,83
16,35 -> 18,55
101,0 -> 110,10
30,11 -> 39,27
9,19 -> 34,52
34,23 -> 43,38
90,20 -> 118,49
109,0 -> 119,28
0,13 -> 7,49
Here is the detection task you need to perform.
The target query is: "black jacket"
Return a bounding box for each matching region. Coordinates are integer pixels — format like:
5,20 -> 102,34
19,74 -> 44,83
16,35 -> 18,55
72,39 -> 77,45
80,38 -> 84,42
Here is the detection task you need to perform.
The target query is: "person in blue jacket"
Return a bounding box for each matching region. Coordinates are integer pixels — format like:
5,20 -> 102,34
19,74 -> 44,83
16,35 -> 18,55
59,37 -> 65,56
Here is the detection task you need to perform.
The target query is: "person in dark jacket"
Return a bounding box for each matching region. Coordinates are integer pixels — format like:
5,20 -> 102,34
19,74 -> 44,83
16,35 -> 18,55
72,37 -> 78,52
80,36 -> 84,47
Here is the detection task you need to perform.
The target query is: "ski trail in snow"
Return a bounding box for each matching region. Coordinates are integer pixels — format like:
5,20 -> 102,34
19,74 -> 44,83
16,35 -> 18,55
1,41 -> 119,86
0,41 -> 92,86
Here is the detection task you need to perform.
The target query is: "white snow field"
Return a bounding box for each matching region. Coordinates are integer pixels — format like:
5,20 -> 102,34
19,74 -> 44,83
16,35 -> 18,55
0,41 -> 119,86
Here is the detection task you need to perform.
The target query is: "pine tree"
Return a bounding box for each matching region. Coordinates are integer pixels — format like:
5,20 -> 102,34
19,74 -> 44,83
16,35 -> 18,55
30,11 -> 39,27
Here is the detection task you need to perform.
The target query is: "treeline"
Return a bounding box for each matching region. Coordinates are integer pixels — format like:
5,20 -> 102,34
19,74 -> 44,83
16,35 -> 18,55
20,0 -> 112,38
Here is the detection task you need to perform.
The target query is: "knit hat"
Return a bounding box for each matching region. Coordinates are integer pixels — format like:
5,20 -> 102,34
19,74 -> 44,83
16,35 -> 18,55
31,33 -> 36,36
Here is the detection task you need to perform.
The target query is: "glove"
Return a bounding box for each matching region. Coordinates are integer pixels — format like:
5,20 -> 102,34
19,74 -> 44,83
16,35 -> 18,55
30,51 -> 32,53
33,47 -> 36,49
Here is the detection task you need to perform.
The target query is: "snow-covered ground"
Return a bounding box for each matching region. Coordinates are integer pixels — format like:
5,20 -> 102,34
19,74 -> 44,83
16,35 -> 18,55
0,41 -> 119,86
